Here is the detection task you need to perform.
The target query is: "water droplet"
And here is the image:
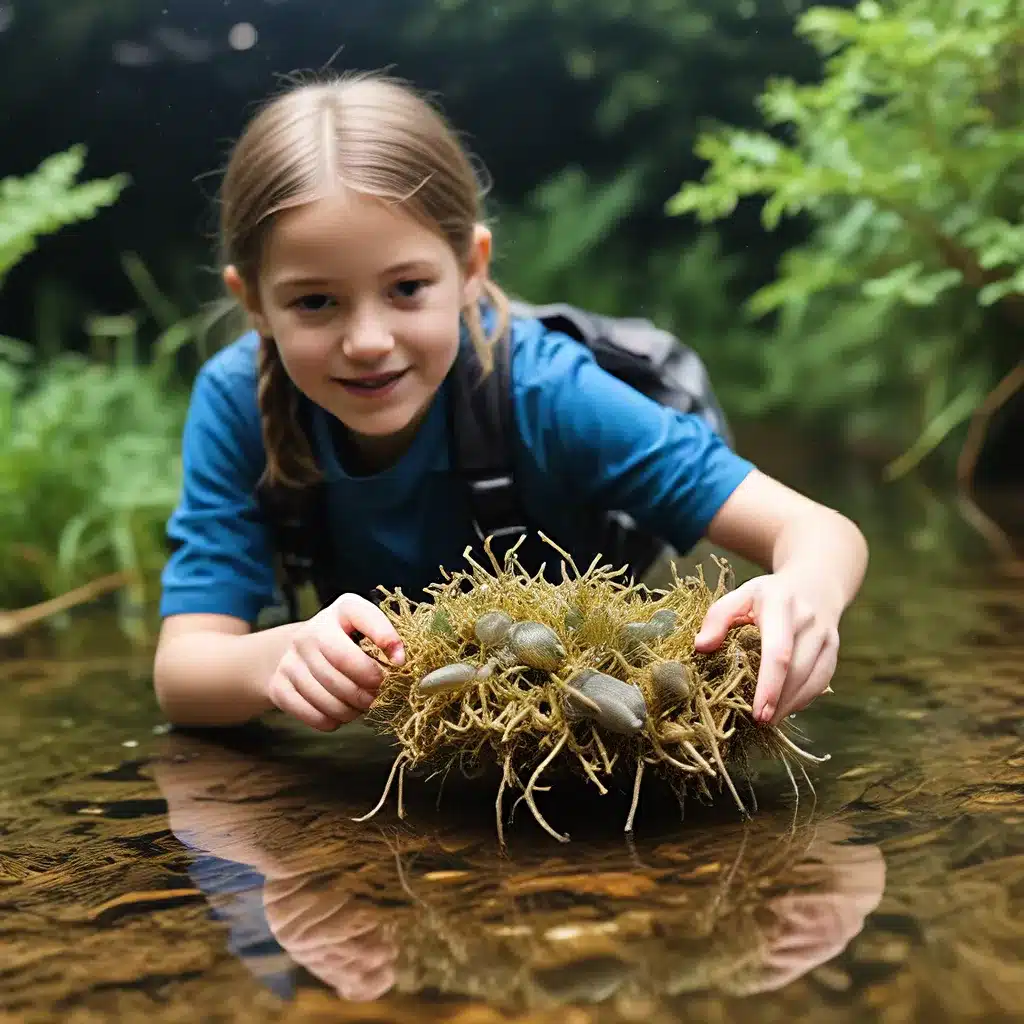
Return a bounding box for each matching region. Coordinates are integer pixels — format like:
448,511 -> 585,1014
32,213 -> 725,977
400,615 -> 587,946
228,21 -> 257,50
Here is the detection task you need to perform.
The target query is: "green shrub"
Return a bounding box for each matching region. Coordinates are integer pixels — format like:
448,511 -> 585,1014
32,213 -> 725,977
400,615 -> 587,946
0,147 -> 204,642
668,0 -> 1023,476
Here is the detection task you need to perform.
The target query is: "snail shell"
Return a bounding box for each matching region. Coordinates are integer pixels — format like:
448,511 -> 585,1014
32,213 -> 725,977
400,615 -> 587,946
506,621 -> 567,672
648,608 -> 678,635
565,669 -> 648,735
650,659 -> 691,702
563,606 -> 585,632
619,621 -> 661,661
473,610 -> 514,648
620,608 -> 678,662
417,662 -> 479,694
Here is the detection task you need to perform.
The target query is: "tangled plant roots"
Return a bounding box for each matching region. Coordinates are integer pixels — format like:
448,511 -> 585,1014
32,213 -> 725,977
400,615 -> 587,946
358,534 -> 829,846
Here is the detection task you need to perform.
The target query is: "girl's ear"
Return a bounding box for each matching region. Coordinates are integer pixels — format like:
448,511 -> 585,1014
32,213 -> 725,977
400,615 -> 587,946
461,224 -> 493,306
223,265 -> 271,337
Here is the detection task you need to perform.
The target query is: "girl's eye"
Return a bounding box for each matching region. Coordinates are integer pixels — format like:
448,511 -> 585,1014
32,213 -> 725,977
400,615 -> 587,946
392,279 -> 428,301
292,294 -> 334,313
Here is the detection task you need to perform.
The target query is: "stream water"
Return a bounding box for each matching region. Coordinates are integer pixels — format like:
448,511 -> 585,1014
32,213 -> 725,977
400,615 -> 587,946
1,481 -> 1022,1024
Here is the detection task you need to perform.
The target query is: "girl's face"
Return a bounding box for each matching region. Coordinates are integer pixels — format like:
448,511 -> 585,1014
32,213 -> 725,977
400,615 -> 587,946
225,190 -> 491,468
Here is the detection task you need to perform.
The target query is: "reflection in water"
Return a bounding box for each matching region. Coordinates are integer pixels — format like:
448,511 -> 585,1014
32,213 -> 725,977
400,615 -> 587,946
151,732 -> 885,1014
0,514 -> 1021,1022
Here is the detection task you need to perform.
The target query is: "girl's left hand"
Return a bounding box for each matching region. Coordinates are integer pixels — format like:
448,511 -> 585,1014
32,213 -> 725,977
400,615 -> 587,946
693,573 -> 841,726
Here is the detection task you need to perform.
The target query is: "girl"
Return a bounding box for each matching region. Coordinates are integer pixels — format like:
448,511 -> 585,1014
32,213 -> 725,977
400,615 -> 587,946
154,72 -> 868,736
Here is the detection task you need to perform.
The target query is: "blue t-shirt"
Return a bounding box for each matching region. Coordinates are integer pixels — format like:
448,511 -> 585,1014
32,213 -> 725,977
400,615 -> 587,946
160,317 -> 754,622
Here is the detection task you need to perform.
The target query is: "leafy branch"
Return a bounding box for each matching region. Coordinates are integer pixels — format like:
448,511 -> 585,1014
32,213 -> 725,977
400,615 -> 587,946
666,0 -> 1023,476
0,145 -> 128,286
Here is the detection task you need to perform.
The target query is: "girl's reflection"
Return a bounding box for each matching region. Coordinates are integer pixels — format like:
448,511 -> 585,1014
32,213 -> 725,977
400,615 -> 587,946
151,728 -> 399,1001
151,728 -> 885,1006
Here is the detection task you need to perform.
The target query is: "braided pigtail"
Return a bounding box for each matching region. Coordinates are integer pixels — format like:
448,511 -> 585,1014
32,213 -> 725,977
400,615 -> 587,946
463,278 -> 511,377
256,335 -> 321,488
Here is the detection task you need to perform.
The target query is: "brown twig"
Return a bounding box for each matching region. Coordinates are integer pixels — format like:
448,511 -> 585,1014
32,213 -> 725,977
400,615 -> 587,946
0,571 -> 134,639
955,358 -> 1024,574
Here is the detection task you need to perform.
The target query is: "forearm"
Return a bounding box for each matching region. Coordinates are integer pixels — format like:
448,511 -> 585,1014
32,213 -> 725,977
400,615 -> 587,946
154,622 -> 304,726
771,507 -> 868,618
706,471 -> 869,618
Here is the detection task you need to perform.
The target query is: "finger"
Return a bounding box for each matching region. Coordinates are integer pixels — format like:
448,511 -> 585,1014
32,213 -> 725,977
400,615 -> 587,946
287,661 -> 364,723
335,594 -> 405,665
775,620 -> 826,712
333,941 -> 398,976
773,633 -> 838,723
753,594 -> 794,723
267,674 -> 341,732
694,582 -> 756,651
333,908 -> 387,944
305,646 -> 378,710
314,629 -> 386,691
338,963 -> 396,1003
273,892 -> 357,943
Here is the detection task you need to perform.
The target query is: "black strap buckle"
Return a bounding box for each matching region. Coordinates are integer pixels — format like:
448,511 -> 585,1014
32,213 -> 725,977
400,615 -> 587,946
466,473 -> 528,542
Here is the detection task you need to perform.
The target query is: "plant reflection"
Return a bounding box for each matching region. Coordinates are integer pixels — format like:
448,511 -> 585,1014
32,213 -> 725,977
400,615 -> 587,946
151,730 -> 885,1010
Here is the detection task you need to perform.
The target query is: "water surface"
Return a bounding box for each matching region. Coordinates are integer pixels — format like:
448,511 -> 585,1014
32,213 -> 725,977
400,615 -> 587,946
2,486 -> 1022,1023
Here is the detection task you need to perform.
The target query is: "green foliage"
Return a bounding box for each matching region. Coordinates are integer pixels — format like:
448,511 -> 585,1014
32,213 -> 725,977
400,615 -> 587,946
667,0 -> 1024,473
411,0 -> 820,148
0,144 -> 205,639
493,164 -> 649,307
493,165 -> 767,414
0,330 -> 186,623
0,261 -> 208,639
0,145 -> 128,287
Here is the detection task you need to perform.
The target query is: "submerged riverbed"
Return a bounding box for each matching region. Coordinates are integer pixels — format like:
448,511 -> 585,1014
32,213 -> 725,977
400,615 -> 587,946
1,483 -> 1022,1023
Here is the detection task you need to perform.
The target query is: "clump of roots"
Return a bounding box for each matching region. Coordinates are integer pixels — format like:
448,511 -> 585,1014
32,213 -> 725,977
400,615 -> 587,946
357,534 -> 829,847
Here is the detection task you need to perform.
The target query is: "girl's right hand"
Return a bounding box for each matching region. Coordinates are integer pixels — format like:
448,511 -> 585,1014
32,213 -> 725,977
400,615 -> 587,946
266,593 -> 406,732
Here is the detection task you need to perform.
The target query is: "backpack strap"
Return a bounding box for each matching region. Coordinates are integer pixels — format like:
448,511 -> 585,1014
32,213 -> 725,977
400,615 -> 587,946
447,324 -> 655,579
256,482 -> 321,622
447,302 -> 733,581
447,331 -> 534,556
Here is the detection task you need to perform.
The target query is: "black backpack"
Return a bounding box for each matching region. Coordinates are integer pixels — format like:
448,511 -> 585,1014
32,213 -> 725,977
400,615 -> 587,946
257,299 -> 732,622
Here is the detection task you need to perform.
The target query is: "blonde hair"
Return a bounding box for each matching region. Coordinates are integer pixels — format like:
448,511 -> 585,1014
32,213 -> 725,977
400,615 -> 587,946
218,71 -> 510,487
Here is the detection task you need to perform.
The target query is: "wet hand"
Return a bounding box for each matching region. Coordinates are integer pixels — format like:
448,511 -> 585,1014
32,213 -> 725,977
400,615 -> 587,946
693,573 -> 840,726
267,593 -> 405,732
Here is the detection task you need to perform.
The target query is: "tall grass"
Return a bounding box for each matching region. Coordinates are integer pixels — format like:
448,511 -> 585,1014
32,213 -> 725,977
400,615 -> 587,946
0,268 -> 220,641
0,146 -> 222,642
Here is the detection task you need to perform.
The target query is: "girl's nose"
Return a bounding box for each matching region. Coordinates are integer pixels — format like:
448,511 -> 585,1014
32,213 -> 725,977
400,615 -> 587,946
342,308 -> 394,361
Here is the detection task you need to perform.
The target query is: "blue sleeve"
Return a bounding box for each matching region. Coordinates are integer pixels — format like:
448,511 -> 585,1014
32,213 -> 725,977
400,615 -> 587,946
159,361 -> 277,622
512,325 -> 755,554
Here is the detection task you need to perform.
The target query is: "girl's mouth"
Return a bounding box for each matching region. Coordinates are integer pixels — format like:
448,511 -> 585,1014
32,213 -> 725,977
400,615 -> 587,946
334,369 -> 409,395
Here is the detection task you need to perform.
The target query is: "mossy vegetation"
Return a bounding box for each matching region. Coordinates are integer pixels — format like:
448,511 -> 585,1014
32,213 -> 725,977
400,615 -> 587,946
358,534 -> 829,847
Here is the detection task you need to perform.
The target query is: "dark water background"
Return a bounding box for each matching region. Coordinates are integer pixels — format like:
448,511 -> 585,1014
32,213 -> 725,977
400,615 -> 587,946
0,0 -> 816,344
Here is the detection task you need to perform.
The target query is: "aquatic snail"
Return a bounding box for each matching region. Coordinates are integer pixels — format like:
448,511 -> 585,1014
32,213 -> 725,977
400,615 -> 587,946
650,659 -> 692,703
505,620 -> 567,672
563,606 -> 585,632
649,608 -> 678,633
473,610 -> 514,648
619,607 -> 679,663
417,662 -> 480,694
565,668 -> 648,735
